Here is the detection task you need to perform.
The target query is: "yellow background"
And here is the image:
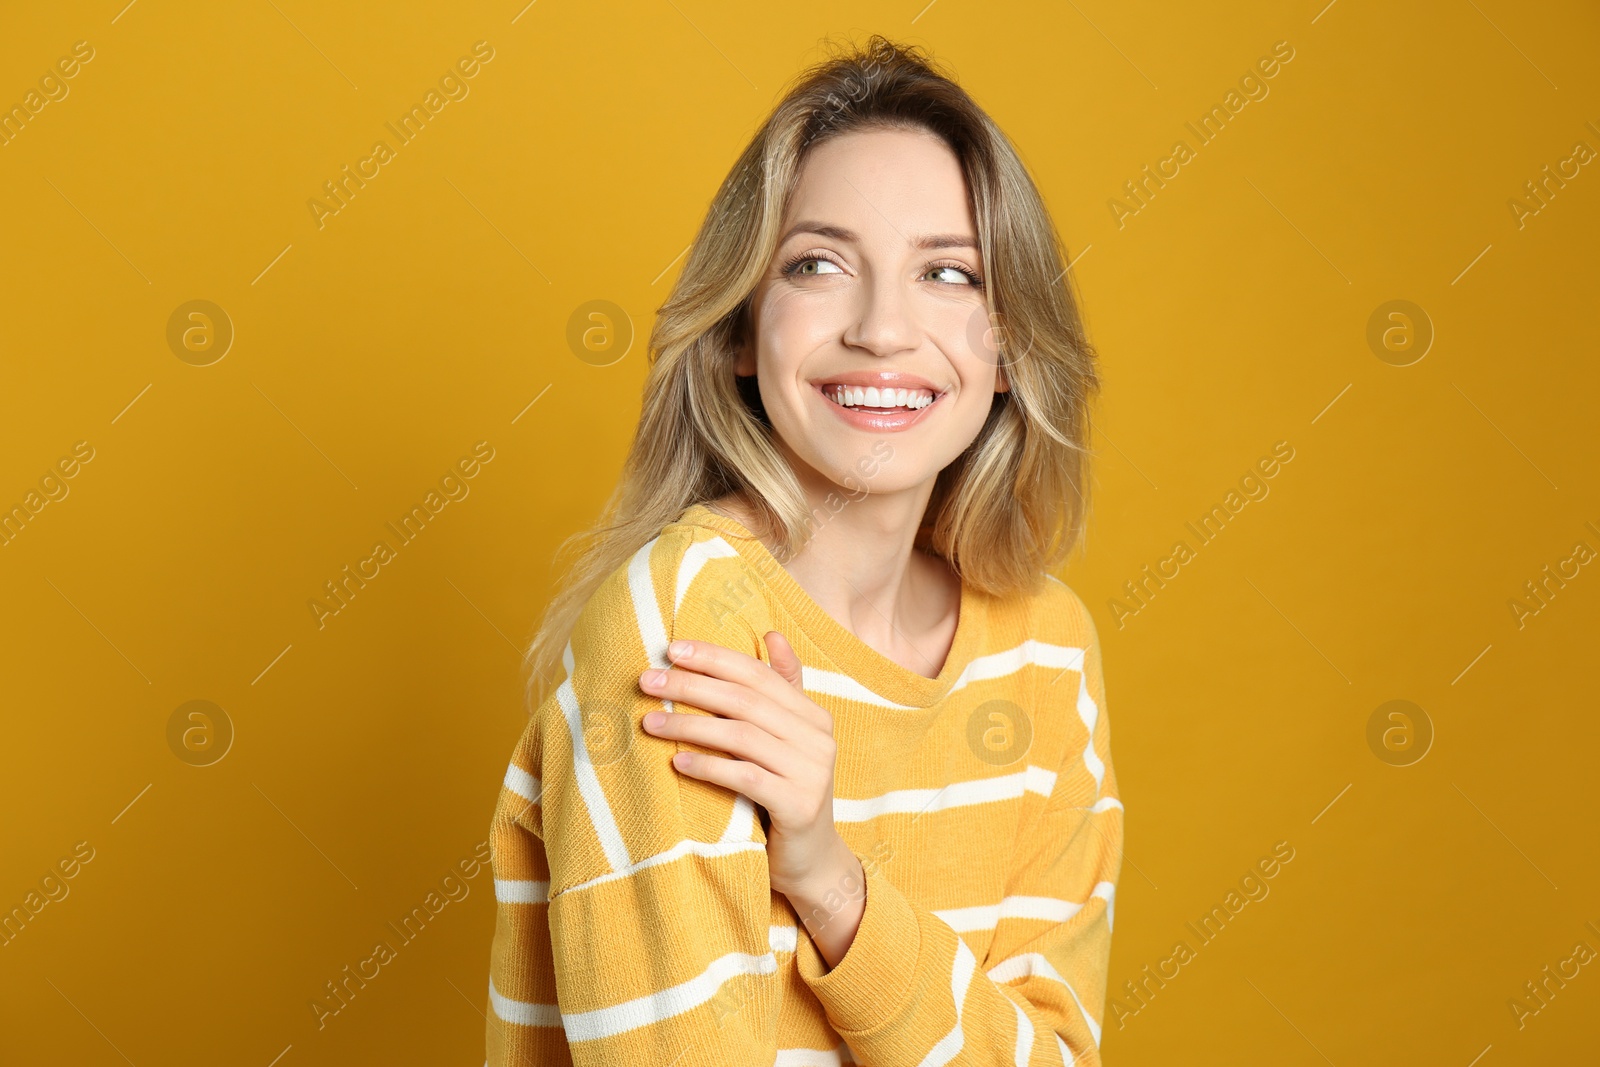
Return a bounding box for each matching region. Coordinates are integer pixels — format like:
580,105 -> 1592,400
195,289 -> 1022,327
2,1 -> 1596,1063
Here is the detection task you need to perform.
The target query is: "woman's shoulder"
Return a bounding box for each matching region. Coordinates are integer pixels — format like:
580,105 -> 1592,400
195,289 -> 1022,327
1034,572 -> 1100,651
570,505 -> 774,655
522,507 -> 775,734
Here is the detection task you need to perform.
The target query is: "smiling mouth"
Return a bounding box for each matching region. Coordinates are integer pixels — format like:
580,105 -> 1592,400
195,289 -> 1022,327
820,383 -> 939,411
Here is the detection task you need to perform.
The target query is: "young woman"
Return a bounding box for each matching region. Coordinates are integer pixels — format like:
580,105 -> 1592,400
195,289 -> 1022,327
485,36 -> 1120,1067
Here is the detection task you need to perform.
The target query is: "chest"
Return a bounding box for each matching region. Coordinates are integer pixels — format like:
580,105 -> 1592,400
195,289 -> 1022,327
820,696 -> 1042,961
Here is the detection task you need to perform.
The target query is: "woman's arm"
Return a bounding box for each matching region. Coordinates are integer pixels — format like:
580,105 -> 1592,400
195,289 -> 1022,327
485,532 -> 786,1067
791,588 -> 1122,1065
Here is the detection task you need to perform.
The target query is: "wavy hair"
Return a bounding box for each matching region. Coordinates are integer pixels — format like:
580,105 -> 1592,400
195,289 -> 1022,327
522,34 -> 1099,707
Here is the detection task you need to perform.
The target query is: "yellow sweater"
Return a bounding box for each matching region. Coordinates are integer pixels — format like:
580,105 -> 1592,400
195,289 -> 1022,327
484,503 -> 1122,1066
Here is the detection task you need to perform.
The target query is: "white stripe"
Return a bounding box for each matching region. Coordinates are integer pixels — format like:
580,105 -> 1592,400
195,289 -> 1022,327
934,893 -> 1086,932
554,536 -> 678,877
832,766 -> 1053,823
556,653 -> 633,873
494,879 -> 548,904
503,762 -> 540,803
1087,796 -> 1123,813
489,975 -> 561,1028
776,1042 -> 857,1066
769,925 -> 797,953
987,952 -> 1102,1047
1010,998 -> 1034,1067
799,640 -> 1090,711
965,640 -> 1077,683
1003,895 -> 1080,924
560,836 -> 765,897
915,937 -> 978,1067
720,794 -> 758,843
1073,661 -> 1105,791
629,537 -> 673,671
775,1052 -> 840,1067
965,633 -> 1113,799
935,884 -> 1116,932
933,903 -> 1000,931
1092,881 -> 1116,933
560,950 -> 776,1043
675,535 -> 739,613
800,666 -> 921,709
1057,1033 -> 1076,1065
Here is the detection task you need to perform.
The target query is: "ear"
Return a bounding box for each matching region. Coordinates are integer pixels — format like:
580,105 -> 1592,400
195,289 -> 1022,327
995,363 -> 1011,394
733,331 -> 756,377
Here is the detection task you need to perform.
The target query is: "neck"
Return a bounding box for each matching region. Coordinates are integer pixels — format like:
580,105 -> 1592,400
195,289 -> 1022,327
720,455 -> 955,677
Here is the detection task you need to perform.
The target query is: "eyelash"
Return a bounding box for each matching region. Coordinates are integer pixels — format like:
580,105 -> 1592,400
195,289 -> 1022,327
778,251 -> 984,289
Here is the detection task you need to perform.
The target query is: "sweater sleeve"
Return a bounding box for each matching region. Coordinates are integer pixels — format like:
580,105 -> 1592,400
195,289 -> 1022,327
791,584 -> 1122,1065
485,532 -> 786,1067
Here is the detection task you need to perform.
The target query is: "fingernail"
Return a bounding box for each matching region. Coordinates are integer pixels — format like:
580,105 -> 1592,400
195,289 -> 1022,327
642,669 -> 665,688
644,711 -> 666,728
668,641 -> 692,660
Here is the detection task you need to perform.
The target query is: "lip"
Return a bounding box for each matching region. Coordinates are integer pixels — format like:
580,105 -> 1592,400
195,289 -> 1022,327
811,370 -> 944,393
811,376 -> 946,433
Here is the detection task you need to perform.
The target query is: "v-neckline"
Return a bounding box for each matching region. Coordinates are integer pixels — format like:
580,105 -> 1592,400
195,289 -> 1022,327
679,503 -> 984,709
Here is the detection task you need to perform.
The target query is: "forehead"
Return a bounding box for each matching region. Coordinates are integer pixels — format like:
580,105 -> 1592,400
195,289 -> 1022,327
783,127 -> 975,240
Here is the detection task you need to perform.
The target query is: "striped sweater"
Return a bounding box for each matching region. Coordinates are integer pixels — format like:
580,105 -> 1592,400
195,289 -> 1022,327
484,502 -> 1122,1066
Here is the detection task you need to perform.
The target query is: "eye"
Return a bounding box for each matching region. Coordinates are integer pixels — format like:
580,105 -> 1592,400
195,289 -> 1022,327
925,262 -> 984,287
780,252 -> 845,277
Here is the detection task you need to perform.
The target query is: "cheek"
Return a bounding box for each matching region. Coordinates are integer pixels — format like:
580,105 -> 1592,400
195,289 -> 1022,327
754,299 -> 830,395
754,325 -> 797,400
958,303 -> 1011,372
956,379 -> 999,430
750,319 -> 806,435
761,291 -> 840,351
947,355 -> 1003,434
952,330 -> 1003,397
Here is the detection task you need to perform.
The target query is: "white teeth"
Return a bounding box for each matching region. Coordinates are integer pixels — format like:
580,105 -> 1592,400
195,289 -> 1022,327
825,385 -> 936,410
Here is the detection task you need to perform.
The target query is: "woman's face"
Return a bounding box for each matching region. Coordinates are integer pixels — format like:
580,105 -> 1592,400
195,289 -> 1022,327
735,126 -> 1007,501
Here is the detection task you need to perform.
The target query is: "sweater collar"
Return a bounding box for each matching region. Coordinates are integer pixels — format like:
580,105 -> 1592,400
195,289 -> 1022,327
676,502 -> 984,709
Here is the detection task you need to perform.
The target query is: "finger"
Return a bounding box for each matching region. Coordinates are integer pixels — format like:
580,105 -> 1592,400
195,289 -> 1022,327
642,709 -> 798,778
669,749 -> 779,810
764,630 -> 805,692
659,639 -> 826,731
640,663 -> 801,742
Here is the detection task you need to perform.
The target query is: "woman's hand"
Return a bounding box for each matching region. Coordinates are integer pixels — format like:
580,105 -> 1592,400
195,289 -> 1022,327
638,631 -> 865,965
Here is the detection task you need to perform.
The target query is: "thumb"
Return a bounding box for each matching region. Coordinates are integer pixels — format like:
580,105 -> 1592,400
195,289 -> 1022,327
764,630 -> 804,690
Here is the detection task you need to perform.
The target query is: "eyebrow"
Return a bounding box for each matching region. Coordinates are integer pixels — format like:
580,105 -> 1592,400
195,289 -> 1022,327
780,221 -> 978,252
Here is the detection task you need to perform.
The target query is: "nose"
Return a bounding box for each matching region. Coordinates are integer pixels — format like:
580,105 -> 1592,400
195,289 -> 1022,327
842,268 -> 919,357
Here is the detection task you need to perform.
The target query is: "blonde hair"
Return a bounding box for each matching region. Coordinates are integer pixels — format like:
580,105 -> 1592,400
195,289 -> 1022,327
522,34 -> 1099,707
